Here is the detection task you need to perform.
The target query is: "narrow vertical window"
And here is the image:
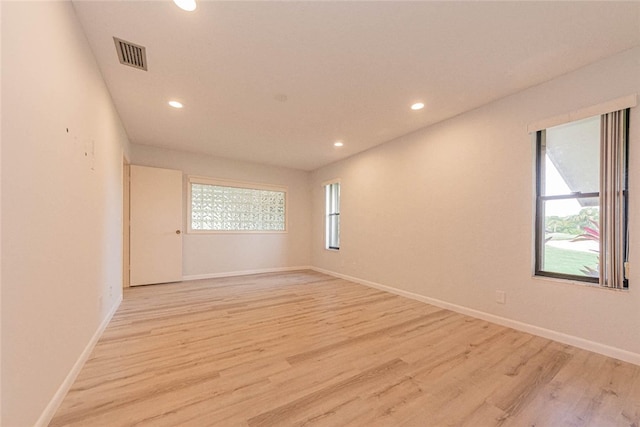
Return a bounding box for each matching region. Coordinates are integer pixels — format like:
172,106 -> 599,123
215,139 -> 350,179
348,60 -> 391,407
535,110 -> 629,289
325,181 -> 340,250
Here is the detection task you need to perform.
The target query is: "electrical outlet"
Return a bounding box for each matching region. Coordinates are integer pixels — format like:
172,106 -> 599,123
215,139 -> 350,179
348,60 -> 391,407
496,290 -> 506,304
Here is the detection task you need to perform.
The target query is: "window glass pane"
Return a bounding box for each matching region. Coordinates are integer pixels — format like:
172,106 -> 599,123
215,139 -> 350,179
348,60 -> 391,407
328,214 -> 340,248
542,116 -> 600,196
331,183 -> 340,213
325,182 -> 340,249
540,198 -> 599,277
191,183 -> 285,231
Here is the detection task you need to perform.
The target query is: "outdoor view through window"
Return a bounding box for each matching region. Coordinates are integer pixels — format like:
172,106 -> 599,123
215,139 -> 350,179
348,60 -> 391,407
538,116 -> 600,280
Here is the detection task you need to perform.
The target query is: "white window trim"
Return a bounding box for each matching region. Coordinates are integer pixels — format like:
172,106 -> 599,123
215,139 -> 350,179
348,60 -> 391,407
527,94 -> 637,133
323,179 -> 341,251
531,110 -> 630,289
187,175 -> 288,234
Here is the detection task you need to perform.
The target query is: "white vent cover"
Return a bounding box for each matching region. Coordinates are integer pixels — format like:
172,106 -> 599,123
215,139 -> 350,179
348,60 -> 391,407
113,37 -> 147,71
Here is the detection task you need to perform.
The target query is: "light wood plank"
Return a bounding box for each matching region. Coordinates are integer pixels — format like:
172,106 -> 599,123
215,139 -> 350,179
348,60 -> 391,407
50,270 -> 640,426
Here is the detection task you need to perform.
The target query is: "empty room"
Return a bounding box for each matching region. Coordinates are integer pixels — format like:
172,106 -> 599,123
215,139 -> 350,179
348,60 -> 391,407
2,1 -> 640,426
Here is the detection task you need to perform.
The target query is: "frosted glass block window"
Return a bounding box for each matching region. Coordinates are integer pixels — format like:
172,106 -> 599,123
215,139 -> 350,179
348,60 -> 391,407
189,178 -> 286,232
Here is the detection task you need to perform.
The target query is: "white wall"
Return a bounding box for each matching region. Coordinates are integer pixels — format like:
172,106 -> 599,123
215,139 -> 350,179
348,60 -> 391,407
131,145 -> 311,278
1,2 -> 130,426
0,3 -> 3,420
311,47 -> 640,361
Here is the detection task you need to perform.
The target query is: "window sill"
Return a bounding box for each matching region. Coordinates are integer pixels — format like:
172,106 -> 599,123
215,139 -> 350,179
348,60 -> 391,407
532,274 -> 629,292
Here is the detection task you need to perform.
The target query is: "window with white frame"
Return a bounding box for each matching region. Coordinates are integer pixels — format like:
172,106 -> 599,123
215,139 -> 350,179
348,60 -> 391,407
325,181 -> 340,250
189,177 -> 286,232
534,109 -> 629,289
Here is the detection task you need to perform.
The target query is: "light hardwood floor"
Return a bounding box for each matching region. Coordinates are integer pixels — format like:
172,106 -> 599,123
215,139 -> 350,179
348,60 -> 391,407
50,270 -> 640,426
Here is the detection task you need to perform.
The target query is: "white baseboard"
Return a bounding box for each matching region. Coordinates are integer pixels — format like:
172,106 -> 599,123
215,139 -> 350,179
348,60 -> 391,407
182,265 -> 313,282
35,295 -> 123,427
311,267 -> 640,366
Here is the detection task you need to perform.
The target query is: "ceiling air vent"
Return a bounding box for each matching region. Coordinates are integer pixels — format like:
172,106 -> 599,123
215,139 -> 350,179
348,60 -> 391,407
113,37 -> 147,71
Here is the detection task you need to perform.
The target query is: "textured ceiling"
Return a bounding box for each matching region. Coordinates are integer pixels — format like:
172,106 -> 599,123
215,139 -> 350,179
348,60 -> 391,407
73,1 -> 640,171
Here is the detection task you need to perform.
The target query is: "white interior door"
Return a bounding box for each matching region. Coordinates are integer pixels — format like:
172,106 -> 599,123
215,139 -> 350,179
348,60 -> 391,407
130,165 -> 183,286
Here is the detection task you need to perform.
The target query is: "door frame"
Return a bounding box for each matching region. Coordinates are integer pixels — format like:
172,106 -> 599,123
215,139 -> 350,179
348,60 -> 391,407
122,158 -> 130,288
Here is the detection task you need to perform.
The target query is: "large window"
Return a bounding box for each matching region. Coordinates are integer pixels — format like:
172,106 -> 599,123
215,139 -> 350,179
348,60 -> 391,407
325,181 -> 340,250
189,177 -> 286,232
535,110 -> 629,288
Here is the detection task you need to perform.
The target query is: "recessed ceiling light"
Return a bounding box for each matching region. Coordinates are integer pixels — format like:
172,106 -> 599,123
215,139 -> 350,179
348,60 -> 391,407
168,100 -> 183,109
411,102 -> 425,111
173,0 -> 197,12
334,141 -> 344,147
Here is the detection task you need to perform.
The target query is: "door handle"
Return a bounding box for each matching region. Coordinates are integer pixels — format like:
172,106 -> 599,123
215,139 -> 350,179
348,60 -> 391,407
176,230 -> 181,235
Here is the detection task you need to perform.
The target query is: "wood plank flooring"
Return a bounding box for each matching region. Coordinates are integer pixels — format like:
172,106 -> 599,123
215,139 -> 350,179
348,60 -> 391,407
50,270 -> 640,426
